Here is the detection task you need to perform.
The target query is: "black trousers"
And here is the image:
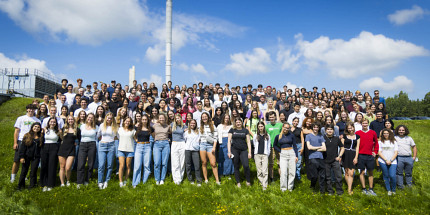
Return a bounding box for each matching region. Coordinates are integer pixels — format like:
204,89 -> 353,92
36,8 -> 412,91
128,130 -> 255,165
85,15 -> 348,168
185,150 -> 202,183
18,157 -> 40,188
325,161 -> 344,195
40,143 -> 59,187
77,141 -> 97,184
307,158 -> 326,193
232,148 -> 251,183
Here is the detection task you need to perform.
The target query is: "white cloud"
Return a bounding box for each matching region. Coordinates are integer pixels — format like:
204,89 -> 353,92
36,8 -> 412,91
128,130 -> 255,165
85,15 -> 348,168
145,13 -> 246,63
285,82 -> 303,91
0,52 -> 53,75
190,64 -> 208,75
359,76 -> 413,92
388,5 -> 428,26
140,74 -> 163,89
224,48 -> 272,75
277,31 -> 429,78
0,0 -> 244,53
176,62 -> 209,76
0,0 -> 149,45
277,38 -> 301,73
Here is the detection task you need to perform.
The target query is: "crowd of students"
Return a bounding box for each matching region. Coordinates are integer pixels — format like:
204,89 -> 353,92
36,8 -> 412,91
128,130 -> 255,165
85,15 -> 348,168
11,78 -> 418,196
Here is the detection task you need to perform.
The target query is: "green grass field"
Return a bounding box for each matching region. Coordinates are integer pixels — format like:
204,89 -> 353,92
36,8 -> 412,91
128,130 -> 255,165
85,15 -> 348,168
0,98 -> 429,214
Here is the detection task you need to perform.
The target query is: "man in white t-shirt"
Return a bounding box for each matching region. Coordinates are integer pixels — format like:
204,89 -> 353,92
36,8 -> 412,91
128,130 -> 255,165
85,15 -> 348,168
193,101 -> 208,127
55,95 -> 67,116
11,104 -> 41,183
287,103 -> 305,128
88,93 -> 102,114
42,106 -> 65,129
73,99 -> 92,118
64,84 -> 76,108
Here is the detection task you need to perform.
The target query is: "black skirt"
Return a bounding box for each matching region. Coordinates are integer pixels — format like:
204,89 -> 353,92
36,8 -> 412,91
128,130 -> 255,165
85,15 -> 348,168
342,150 -> 357,169
58,133 -> 77,157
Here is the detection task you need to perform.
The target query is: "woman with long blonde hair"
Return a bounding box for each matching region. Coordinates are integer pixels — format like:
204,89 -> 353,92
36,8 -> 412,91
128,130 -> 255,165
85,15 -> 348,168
199,112 -> 220,184
96,112 -> 118,189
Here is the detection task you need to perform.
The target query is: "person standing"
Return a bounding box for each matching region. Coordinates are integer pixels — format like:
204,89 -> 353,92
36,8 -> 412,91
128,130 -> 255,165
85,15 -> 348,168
132,114 -> 153,187
184,119 -> 202,185
171,113 -> 187,185
58,116 -> 78,187
228,118 -> 252,187
40,117 -> 61,191
356,119 -> 379,196
306,123 -> 326,193
342,122 -> 360,195
77,113 -> 99,188
11,104 -> 40,183
290,117 -> 304,180
378,128 -> 398,195
216,114 -> 234,178
97,112 -> 118,189
117,117 -> 136,187
253,122 -> 271,190
323,124 -> 345,195
152,114 -> 172,185
265,111 -> 283,182
199,112 -> 220,184
274,123 -> 298,192
395,125 -> 417,189
17,122 -> 43,190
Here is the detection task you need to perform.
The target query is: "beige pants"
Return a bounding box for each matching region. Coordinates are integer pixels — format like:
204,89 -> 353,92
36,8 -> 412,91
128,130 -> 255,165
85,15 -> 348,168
254,154 -> 269,188
279,149 -> 296,191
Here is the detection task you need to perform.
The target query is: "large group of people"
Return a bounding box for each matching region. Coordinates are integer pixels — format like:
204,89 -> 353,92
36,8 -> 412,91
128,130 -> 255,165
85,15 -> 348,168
11,78 -> 418,196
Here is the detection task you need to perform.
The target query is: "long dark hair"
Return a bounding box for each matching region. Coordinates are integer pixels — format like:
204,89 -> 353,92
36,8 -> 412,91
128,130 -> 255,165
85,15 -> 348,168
256,121 -> 269,141
22,122 -> 43,146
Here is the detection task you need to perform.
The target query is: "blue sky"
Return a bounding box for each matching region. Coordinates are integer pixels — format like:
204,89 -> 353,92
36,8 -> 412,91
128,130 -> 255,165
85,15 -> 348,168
0,0 -> 429,99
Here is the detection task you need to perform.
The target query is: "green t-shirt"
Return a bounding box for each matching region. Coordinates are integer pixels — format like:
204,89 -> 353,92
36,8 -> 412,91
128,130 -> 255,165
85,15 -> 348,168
265,122 -> 283,147
246,118 -> 260,140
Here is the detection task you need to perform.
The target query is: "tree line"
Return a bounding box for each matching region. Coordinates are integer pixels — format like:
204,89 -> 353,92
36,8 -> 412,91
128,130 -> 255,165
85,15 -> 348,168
386,91 -> 430,117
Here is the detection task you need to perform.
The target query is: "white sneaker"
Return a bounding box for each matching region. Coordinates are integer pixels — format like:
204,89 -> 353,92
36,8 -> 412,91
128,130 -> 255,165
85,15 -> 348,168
216,181 -> 221,185
197,183 -> 202,187
60,184 -> 65,187
281,188 -> 287,192
133,186 -> 136,189
66,181 -> 71,187
10,174 -> 16,183
76,184 -> 81,189
42,187 -> 48,192
205,180 -> 209,184
119,182 -> 124,187
160,180 -> 164,185
103,182 -> 108,189
46,187 -> 52,191
190,182 -> 195,185
84,182 -> 89,186
98,183 -> 103,189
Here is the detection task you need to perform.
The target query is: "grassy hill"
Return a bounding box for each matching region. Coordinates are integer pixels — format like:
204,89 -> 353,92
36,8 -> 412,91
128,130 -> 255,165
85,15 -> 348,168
0,98 -> 429,214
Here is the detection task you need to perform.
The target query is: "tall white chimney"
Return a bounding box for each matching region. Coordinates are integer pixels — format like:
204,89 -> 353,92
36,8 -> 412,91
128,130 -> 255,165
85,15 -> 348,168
165,0 -> 172,83
129,65 -> 135,87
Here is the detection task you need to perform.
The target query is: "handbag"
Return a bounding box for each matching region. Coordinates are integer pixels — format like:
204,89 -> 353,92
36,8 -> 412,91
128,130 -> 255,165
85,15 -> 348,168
206,132 -> 215,144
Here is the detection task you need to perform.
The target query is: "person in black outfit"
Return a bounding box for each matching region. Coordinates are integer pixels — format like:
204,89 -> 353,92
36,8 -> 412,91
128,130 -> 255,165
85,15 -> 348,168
108,92 -> 123,117
323,124 -> 345,195
228,118 -> 252,187
17,122 -> 43,190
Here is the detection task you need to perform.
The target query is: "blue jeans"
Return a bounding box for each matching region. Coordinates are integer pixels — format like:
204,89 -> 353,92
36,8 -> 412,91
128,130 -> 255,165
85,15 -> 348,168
296,143 -> 302,180
397,156 -> 414,188
114,139 -> 119,173
153,140 -> 170,182
379,162 -> 397,192
98,142 -> 115,183
93,141 -> 99,170
132,143 -> 152,186
218,138 -> 234,176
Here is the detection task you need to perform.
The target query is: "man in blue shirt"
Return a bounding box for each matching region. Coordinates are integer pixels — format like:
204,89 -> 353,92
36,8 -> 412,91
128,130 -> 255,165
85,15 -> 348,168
305,123 -> 327,193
